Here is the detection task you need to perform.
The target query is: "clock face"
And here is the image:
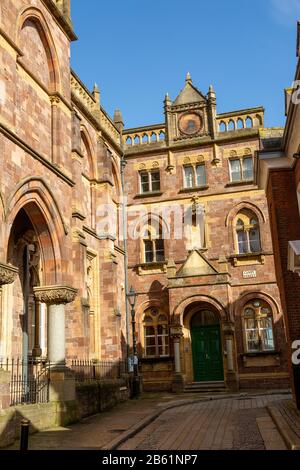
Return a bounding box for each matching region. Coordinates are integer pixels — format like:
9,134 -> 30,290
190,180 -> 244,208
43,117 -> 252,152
179,113 -> 202,135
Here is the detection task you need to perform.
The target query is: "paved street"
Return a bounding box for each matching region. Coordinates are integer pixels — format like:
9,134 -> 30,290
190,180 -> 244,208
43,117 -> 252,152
119,394 -> 288,450
3,392 -> 292,450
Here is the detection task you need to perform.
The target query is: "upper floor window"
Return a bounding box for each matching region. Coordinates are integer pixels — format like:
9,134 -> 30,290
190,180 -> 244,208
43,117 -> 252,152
243,299 -> 275,352
184,164 -> 206,189
235,210 -> 261,254
144,308 -> 169,357
140,170 -> 160,193
142,218 -> 165,264
229,156 -> 253,182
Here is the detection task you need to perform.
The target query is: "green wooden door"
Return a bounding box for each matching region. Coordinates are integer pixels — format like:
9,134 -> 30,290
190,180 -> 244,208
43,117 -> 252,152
191,325 -> 224,382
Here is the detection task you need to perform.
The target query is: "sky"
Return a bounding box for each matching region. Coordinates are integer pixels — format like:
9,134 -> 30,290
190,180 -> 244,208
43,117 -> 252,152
70,0 -> 300,129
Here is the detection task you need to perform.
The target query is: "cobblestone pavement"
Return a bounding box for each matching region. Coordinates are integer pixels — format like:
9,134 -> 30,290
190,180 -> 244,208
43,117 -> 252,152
119,394 -> 288,450
274,399 -> 300,439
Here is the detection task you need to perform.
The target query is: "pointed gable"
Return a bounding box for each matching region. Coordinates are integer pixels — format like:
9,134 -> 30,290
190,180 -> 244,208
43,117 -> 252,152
173,74 -> 206,106
177,250 -> 218,277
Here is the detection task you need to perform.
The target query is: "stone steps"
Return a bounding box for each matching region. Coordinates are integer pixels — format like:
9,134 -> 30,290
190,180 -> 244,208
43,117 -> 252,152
184,381 -> 227,393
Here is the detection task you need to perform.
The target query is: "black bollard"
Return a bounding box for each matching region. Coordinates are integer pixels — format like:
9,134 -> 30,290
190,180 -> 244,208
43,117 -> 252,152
20,419 -> 30,451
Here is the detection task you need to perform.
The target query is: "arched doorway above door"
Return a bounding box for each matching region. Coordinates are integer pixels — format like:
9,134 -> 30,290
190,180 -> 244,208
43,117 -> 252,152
189,307 -> 224,382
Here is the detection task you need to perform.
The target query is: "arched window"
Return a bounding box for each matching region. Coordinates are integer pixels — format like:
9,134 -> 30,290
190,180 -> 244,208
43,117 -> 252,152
142,221 -> 165,263
219,121 -> 226,132
228,120 -> 235,131
243,299 -> 275,352
235,210 -> 261,254
144,308 -> 169,357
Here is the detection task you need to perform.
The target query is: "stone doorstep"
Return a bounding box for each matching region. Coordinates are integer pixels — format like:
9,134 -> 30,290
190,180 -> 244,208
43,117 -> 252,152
267,405 -> 300,450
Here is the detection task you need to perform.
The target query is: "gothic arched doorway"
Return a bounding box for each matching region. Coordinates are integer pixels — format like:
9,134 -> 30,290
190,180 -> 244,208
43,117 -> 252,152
190,309 -> 224,382
7,205 -> 53,360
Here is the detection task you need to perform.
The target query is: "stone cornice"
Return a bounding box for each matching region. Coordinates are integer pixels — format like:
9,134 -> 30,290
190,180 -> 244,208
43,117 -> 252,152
0,263 -> 19,286
0,27 -> 23,57
34,285 -> 77,305
124,129 -> 259,158
41,1 -> 77,42
0,123 -> 75,187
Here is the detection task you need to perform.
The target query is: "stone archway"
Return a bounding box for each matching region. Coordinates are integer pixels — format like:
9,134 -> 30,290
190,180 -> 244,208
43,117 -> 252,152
4,202 -> 76,364
6,205 -> 55,360
183,302 -> 224,383
189,307 -> 224,382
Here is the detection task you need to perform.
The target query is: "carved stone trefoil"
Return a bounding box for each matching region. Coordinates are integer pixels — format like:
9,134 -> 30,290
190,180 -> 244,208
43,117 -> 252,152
33,285 -> 78,305
0,262 -> 19,286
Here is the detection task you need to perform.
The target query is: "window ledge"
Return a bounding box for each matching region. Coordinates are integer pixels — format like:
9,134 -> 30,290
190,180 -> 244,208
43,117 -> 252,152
134,191 -> 163,199
241,351 -> 281,368
179,185 -> 209,193
136,262 -> 167,275
140,356 -> 173,363
226,180 -> 254,187
229,252 -> 265,267
241,351 -> 280,358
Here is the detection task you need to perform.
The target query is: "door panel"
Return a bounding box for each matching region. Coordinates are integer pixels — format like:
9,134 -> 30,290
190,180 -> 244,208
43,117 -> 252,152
191,325 -> 224,382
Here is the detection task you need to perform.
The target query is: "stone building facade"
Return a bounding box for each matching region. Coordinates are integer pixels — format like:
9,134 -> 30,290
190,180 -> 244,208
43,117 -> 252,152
0,0 -> 126,366
258,22 -> 300,407
124,76 -> 289,392
0,0 -> 290,394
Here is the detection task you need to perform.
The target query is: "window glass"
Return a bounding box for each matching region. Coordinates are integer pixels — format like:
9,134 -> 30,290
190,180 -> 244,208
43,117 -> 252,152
140,172 -> 150,193
243,300 -> 275,352
196,165 -> 206,187
151,171 -> 160,192
243,157 -> 253,180
184,166 -> 194,188
230,159 -> 241,181
144,308 -> 169,357
237,231 -> 248,254
155,239 -> 165,262
144,240 -> 154,263
249,228 -> 261,252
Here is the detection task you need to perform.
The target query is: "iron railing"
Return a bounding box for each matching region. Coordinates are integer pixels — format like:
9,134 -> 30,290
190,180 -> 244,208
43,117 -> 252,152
0,358 -> 50,406
68,359 -> 128,382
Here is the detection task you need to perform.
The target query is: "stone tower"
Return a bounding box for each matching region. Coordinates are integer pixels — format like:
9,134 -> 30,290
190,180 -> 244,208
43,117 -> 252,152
164,73 -> 217,145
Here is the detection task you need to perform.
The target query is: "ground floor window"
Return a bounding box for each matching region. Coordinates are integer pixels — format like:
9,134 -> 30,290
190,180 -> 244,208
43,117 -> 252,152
243,299 -> 275,352
143,307 -> 169,357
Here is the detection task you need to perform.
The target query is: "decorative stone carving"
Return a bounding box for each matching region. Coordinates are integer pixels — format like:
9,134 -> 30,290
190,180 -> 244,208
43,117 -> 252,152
33,285 -> 78,305
0,263 -> 18,286
170,325 -> 183,340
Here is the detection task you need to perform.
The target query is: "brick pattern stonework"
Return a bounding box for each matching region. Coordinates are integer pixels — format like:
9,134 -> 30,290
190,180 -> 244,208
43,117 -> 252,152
0,1 -> 290,395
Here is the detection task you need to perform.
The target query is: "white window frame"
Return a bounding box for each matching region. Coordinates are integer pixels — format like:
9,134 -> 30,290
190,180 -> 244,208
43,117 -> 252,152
183,164 -> 206,189
229,156 -> 254,183
139,170 -> 161,194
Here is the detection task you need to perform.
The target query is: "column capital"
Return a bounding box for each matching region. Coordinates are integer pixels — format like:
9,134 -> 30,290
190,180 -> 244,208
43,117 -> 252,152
170,325 -> 183,340
0,262 -> 18,286
33,285 -> 77,305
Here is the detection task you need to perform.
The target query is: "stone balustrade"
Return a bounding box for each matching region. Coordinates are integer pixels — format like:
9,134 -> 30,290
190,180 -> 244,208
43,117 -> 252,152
217,107 -> 264,133
71,72 -> 120,146
123,125 -> 166,147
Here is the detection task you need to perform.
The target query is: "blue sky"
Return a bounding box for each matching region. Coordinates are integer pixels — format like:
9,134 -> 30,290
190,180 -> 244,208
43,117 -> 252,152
71,0 -> 300,129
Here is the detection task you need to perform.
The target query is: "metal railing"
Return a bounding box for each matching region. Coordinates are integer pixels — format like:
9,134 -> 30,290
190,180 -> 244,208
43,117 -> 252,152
68,359 -> 128,383
0,358 -> 50,406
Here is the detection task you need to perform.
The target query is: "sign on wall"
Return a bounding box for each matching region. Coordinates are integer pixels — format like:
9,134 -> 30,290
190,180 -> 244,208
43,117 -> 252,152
243,270 -> 257,279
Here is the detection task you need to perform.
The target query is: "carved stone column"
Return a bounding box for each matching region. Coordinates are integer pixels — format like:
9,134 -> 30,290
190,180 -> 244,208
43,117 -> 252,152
222,322 -> 239,391
0,262 -> 18,286
170,325 -> 184,393
34,286 -> 77,366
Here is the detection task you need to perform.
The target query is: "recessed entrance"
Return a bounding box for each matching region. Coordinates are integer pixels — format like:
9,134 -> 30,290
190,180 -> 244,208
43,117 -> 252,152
191,309 -> 224,382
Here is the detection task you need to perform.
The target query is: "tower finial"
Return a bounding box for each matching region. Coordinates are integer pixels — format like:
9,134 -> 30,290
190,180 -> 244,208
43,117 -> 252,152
186,72 -> 192,84
93,83 -> 100,105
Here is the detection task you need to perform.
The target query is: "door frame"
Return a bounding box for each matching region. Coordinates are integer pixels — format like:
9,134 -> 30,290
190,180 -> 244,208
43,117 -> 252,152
191,323 -> 224,382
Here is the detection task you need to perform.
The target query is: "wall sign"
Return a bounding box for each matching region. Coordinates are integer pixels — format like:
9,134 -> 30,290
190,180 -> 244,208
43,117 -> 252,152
243,270 -> 257,279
